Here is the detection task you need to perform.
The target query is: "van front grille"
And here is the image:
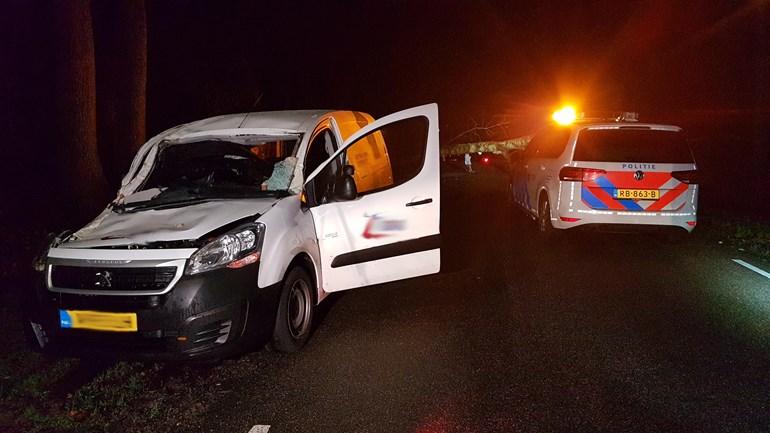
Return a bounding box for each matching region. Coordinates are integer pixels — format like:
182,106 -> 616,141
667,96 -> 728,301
51,266 -> 177,293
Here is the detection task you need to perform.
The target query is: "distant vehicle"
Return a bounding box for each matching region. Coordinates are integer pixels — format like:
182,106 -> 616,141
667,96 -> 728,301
476,152 -> 507,170
441,152 -> 505,172
509,109 -> 698,235
26,104 -> 441,360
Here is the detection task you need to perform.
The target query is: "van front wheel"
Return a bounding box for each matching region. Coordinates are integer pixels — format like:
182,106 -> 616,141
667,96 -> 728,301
271,267 -> 315,353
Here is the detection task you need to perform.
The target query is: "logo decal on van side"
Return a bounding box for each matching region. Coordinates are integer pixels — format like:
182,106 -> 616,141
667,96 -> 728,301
363,215 -> 407,239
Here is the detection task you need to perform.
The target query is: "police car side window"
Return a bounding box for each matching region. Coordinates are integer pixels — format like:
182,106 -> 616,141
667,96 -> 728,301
541,128 -> 571,158
523,136 -> 540,159
528,127 -> 570,159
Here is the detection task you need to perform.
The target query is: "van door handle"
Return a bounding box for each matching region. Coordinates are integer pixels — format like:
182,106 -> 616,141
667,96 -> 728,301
406,198 -> 433,207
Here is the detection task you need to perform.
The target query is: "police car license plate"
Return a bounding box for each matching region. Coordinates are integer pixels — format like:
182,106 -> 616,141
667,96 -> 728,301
614,189 -> 660,200
59,309 -> 138,332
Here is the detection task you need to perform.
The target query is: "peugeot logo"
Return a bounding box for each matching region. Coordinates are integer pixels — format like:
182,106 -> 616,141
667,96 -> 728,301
94,270 -> 113,288
634,170 -> 645,181
86,259 -> 131,265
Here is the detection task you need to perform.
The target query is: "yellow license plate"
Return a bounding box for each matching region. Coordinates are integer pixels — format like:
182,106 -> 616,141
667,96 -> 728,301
59,310 -> 138,332
614,189 -> 660,200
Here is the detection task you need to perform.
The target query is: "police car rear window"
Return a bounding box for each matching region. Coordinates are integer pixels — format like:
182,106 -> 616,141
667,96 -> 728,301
574,129 -> 692,163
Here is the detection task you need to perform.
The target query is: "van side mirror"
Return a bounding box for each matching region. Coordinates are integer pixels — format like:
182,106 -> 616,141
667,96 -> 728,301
334,165 -> 357,201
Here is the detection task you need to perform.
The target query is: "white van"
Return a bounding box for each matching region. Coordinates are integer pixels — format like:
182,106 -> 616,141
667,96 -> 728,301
27,104 -> 441,360
509,113 -> 698,235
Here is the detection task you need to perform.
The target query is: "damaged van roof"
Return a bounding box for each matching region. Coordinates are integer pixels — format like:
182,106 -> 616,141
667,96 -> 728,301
111,110 -> 335,200
170,110 -> 334,136
72,109 -> 350,243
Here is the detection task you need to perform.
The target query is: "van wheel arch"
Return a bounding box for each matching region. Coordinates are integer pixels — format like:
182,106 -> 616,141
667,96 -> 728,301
285,253 -> 318,296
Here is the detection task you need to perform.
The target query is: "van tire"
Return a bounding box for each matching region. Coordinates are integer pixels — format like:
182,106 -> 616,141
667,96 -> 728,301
271,267 -> 315,353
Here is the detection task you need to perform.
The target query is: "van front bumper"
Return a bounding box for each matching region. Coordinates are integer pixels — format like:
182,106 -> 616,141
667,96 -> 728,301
25,264 -> 281,361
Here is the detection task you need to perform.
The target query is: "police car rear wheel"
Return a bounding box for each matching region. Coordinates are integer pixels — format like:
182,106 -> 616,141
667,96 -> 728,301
271,267 -> 315,353
538,197 -> 554,236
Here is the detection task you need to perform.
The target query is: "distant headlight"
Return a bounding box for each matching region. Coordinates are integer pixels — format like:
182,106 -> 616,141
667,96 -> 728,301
185,223 -> 265,275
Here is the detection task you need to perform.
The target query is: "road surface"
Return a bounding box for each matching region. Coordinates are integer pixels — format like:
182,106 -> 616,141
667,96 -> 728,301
194,169 -> 770,433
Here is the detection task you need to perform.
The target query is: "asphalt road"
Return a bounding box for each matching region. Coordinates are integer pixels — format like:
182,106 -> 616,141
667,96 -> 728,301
195,168 -> 770,433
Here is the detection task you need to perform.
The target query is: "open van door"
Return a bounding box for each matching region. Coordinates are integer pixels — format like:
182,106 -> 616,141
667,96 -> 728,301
304,104 -> 441,292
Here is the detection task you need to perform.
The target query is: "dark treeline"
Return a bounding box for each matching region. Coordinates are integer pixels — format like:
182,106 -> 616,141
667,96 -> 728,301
3,1 -> 146,225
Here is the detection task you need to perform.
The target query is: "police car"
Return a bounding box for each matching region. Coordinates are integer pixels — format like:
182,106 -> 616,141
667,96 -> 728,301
509,107 -> 698,235
26,104 -> 441,360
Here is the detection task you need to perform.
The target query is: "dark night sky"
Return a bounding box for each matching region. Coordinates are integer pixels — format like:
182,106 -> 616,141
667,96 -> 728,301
144,1 -> 770,137
1,0 -> 769,227
3,1 -> 768,139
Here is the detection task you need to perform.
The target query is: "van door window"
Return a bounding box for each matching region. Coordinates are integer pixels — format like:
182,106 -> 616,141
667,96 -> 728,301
346,116 -> 427,194
305,130 -> 340,205
304,130 -> 338,178
309,116 -> 428,202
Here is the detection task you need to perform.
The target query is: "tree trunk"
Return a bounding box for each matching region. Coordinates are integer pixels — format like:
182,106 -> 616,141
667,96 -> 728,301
51,0 -> 108,219
93,0 -> 147,188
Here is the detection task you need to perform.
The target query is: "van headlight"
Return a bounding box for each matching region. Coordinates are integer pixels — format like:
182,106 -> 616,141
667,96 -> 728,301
185,223 -> 265,275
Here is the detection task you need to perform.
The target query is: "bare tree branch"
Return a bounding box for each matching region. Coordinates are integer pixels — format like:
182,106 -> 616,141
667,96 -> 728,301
448,121 -> 511,144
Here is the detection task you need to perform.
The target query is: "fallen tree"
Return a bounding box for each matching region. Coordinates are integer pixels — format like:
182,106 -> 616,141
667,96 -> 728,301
441,136 -> 531,158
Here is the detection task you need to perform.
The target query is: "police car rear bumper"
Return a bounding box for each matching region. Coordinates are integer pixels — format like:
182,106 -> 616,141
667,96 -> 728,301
561,223 -> 691,235
553,211 -> 696,232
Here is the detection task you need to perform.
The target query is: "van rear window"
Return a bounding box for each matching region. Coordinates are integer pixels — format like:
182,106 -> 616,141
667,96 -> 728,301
574,129 -> 692,163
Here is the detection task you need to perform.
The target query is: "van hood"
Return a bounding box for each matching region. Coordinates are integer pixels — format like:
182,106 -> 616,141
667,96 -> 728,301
63,198 -> 278,249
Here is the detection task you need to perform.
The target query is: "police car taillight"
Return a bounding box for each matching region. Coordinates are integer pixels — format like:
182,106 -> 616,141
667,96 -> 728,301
559,167 -> 607,182
672,170 -> 698,184
559,167 -> 583,181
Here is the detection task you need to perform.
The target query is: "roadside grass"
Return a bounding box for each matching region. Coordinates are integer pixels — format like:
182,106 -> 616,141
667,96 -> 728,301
0,352 -> 222,432
0,287 -> 219,433
698,215 -> 770,261
0,323 -> 85,432
0,345 -> 224,433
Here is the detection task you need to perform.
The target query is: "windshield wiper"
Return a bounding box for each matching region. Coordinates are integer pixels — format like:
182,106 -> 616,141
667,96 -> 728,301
113,185 -> 283,214
118,196 -> 214,213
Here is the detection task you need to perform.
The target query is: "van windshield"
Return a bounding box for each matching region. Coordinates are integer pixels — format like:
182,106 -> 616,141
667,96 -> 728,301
118,138 -> 299,212
574,129 -> 692,163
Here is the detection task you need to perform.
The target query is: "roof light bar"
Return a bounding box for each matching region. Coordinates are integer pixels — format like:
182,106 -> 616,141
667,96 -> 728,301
552,106 -> 577,125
